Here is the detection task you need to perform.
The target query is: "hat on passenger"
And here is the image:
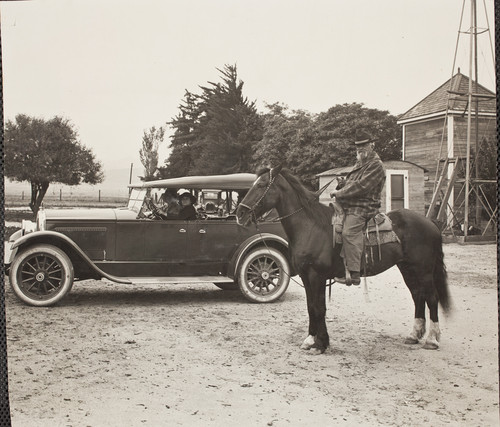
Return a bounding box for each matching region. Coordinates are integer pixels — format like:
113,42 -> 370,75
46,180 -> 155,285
178,191 -> 196,204
354,129 -> 377,146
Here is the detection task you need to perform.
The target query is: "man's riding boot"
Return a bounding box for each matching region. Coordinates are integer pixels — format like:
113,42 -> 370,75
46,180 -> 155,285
334,271 -> 361,286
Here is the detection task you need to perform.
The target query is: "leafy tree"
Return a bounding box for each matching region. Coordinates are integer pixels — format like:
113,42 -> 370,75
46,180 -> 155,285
161,65 -> 263,177
253,102 -> 401,188
252,103 -> 316,185
139,126 -> 165,181
4,114 -> 104,216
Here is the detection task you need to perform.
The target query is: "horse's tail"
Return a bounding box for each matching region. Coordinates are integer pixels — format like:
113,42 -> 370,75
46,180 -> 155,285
434,236 -> 451,313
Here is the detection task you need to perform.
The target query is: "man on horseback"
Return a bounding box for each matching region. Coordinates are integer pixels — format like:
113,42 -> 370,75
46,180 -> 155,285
330,131 -> 386,286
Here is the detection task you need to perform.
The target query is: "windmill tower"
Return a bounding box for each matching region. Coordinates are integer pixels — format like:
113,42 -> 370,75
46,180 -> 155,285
426,0 -> 496,241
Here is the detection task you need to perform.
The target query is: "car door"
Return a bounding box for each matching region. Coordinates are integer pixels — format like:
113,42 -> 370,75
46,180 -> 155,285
186,218 -> 246,275
115,220 -> 188,276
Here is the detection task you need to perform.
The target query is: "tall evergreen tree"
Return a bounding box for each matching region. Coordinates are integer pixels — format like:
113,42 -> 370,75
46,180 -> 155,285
161,65 -> 263,177
160,91 -> 201,178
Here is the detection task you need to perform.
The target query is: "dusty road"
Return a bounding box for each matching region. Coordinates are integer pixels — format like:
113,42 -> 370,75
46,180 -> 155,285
5,243 -> 499,426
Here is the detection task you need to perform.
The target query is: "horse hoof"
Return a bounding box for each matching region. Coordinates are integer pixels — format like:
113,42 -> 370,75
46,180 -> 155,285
309,347 -> 324,356
423,341 -> 439,350
404,337 -> 419,345
300,335 -> 315,350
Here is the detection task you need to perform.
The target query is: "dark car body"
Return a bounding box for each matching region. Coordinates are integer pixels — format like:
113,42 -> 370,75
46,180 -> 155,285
6,173 -> 292,306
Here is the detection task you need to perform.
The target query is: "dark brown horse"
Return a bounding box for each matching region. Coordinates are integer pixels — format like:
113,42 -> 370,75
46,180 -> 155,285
236,166 -> 451,354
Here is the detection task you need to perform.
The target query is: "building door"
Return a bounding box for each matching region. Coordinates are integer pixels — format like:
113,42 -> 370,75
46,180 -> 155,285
386,170 -> 409,211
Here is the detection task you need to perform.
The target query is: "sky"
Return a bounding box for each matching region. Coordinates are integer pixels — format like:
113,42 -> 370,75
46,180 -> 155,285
1,0 -> 496,177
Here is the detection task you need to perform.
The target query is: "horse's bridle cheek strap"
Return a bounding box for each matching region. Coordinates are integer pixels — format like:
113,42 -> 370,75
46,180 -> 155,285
242,170 -> 277,214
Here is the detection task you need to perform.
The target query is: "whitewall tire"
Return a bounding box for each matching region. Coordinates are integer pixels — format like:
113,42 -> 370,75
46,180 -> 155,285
9,244 -> 74,307
238,247 -> 290,303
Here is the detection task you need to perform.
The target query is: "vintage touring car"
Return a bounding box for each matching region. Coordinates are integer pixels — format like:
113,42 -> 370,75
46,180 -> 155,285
5,173 -> 293,307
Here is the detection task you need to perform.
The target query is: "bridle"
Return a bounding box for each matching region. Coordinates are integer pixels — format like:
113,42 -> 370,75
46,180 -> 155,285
239,169 -> 304,223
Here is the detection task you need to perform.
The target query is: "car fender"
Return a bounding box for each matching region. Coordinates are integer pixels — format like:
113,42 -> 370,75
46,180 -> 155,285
228,233 -> 290,279
9,231 -> 132,284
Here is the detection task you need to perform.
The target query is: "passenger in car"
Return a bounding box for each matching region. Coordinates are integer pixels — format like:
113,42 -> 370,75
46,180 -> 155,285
177,191 -> 198,220
161,190 -> 181,218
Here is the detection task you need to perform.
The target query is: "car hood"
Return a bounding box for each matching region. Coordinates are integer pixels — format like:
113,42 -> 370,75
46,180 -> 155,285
44,208 -> 137,221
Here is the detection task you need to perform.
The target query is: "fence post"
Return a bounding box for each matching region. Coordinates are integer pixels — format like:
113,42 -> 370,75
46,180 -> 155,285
99,190 -> 101,202
22,191 -> 24,201
60,189 -> 62,201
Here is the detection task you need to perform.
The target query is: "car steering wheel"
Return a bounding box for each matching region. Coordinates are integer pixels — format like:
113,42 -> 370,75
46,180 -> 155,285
146,199 -> 168,220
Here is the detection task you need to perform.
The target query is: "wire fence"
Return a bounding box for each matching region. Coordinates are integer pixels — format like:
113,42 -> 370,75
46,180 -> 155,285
5,190 -> 129,208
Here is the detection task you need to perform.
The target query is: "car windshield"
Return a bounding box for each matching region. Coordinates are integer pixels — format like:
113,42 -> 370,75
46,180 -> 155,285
127,184 -> 253,219
128,188 -> 148,213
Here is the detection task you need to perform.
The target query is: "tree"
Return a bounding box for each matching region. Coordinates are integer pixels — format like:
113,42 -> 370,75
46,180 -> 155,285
4,114 -> 104,216
159,90 -> 201,178
253,102 -> 402,187
161,64 -> 263,177
139,126 -> 165,181
252,103 -> 316,185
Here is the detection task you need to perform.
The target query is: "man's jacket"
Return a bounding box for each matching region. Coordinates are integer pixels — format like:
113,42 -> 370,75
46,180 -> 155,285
335,151 -> 386,216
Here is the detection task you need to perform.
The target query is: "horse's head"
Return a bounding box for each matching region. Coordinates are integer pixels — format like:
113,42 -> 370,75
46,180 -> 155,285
236,166 -> 283,227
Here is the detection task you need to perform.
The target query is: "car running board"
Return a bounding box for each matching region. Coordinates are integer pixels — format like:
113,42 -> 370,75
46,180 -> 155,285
102,276 -> 234,285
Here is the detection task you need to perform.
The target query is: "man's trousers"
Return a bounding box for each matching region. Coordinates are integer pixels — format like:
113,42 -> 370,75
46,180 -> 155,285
340,213 -> 370,272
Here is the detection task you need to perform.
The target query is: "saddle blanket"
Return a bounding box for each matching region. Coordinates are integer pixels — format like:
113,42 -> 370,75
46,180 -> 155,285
333,212 -> 400,247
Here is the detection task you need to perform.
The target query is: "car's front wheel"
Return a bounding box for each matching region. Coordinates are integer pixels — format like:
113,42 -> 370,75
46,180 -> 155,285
9,244 -> 74,307
238,247 -> 290,303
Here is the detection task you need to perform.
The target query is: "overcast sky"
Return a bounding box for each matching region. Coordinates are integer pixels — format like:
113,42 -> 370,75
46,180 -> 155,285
1,0 -> 496,174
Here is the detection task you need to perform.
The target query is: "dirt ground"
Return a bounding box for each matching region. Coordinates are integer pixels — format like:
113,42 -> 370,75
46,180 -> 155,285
4,243 -> 499,427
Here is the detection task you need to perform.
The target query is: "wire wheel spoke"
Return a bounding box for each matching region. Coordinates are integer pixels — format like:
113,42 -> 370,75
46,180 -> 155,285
24,262 -> 37,273
45,280 -> 57,291
21,271 -> 36,280
48,267 -> 62,275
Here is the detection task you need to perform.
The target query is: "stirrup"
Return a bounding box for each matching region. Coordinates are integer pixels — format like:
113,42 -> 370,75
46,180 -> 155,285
334,270 -> 360,286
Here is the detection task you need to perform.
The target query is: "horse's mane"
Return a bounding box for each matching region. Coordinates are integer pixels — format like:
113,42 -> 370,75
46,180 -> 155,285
258,168 -> 332,230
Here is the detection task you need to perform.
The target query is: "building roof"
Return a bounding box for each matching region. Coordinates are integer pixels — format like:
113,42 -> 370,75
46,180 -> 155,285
398,71 -> 496,123
317,160 -> 427,177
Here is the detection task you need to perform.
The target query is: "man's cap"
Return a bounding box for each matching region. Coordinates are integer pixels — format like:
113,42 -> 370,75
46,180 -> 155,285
354,130 -> 377,146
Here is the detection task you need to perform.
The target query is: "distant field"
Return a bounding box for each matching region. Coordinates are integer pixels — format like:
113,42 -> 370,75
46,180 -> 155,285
5,194 -> 128,209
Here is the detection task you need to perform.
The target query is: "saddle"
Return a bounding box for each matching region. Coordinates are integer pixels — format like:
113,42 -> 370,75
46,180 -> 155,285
330,202 -> 400,248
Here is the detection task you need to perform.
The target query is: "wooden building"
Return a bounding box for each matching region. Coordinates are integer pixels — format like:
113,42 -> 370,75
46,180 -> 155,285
396,71 -> 496,213
317,160 -> 427,215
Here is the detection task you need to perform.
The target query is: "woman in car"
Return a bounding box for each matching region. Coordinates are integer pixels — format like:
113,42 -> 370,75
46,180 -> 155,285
177,191 -> 198,220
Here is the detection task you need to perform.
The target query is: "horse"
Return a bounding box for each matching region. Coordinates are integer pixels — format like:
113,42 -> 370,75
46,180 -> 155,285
236,166 -> 451,355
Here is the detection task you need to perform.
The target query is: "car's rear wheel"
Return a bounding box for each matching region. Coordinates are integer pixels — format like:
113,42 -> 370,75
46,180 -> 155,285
238,247 -> 290,303
9,244 -> 74,307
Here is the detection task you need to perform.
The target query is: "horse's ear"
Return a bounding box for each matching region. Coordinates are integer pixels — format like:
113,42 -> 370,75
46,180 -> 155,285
273,164 -> 284,176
